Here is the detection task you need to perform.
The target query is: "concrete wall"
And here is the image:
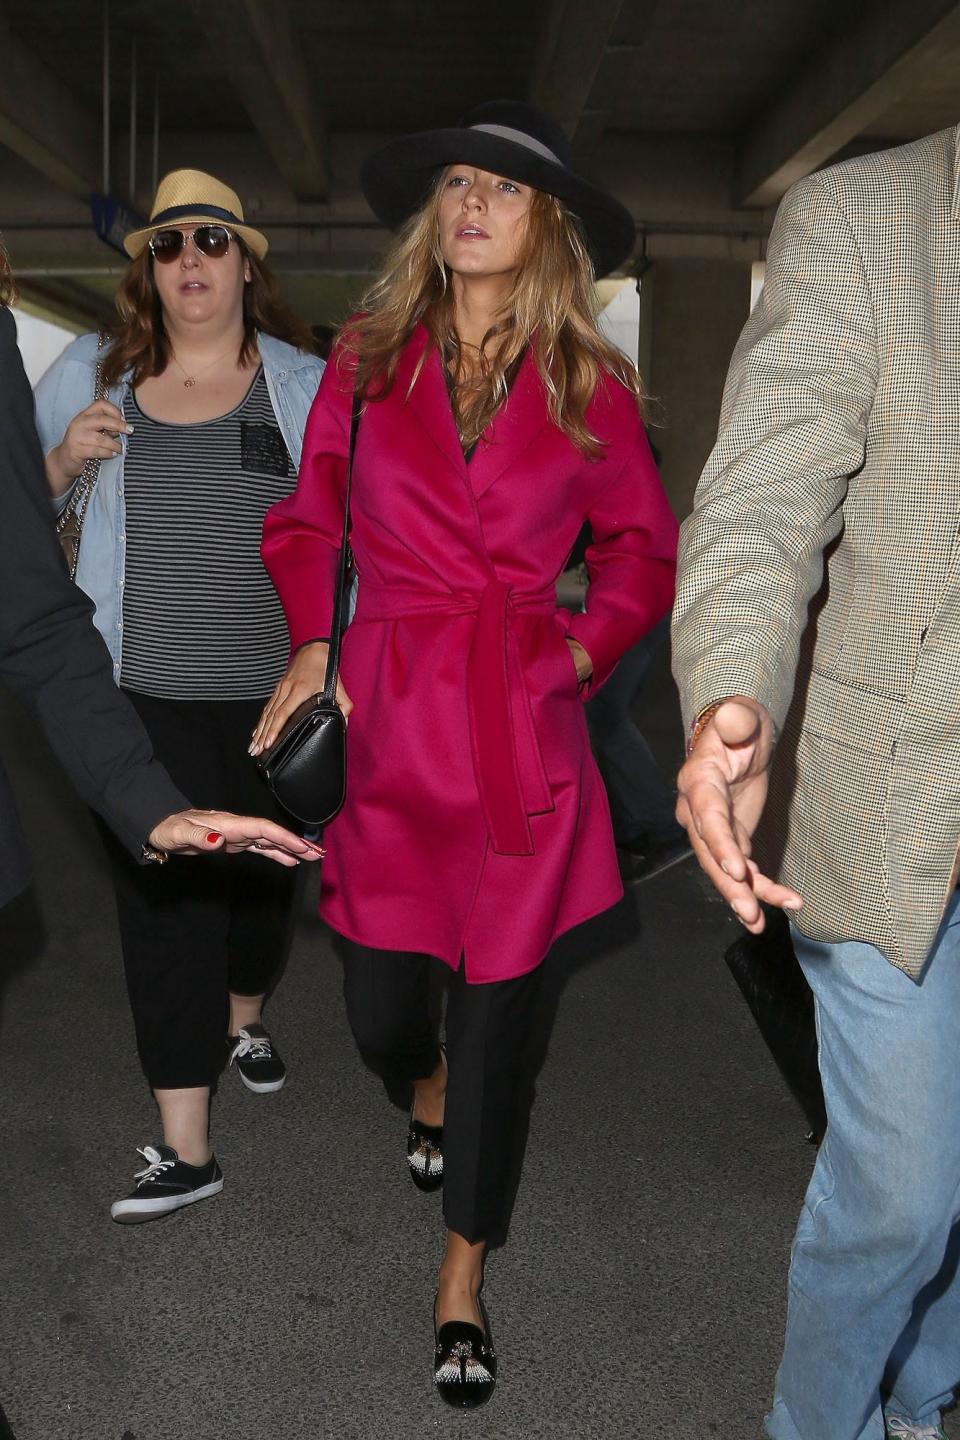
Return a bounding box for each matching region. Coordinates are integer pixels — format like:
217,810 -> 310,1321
11,308 -> 76,385
645,258 -> 753,520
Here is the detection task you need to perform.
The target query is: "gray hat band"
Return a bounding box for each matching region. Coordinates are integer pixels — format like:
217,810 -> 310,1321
468,123 -> 563,167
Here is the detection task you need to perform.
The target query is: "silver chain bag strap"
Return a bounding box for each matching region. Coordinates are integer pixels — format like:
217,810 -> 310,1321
55,330 -> 109,580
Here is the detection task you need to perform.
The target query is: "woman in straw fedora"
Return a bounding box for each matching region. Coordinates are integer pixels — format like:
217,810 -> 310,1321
34,170 -> 324,1224
0,246 -> 317,877
251,100 -> 678,1403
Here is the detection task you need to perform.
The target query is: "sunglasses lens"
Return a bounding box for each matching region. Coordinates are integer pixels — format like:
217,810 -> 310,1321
194,226 -> 232,258
150,229 -> 185,263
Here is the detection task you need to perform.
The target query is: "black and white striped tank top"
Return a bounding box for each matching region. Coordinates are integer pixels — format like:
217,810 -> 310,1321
119,368 -> 296,700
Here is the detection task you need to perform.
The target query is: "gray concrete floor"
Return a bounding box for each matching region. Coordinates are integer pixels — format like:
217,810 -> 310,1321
0,672 -> 954,1440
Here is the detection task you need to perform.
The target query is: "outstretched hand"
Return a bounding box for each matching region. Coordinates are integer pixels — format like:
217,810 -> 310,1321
148,810 -> 325,868
675,697 -> 802,932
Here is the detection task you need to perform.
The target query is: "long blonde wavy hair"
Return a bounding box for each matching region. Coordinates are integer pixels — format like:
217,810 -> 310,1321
342,172 -> 642,457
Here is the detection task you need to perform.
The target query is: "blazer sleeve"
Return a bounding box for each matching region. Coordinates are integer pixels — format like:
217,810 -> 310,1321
671,171 -> 880,734
261,349 -> 352,651
562,382 -> 679,697
0,308 -> 189,855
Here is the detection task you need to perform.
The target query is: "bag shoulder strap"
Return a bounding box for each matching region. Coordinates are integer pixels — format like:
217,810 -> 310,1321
54,330 -> 109,574
92,329 -> 108,402
322,387 -> 362,704
64,329 -> 109,498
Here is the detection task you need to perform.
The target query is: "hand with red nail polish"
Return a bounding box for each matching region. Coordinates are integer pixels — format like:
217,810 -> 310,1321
147,810 -> 323,867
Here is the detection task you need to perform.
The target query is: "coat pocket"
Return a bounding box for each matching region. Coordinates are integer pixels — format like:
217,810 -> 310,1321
800,669 -> 903,758
544,617 -> 580,694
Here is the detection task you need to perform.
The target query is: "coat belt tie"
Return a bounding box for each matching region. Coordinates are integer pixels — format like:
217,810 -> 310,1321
352,579 -> 557,855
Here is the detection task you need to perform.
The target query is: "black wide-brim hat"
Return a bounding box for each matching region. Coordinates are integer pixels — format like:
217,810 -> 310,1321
361,100 -> 636,278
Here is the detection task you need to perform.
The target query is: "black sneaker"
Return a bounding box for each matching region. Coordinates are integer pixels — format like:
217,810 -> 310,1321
228,1023 -> 287,1093
110,1145 -> 223,1224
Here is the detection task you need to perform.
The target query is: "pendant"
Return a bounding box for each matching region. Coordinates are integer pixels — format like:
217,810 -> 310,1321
183,376 -> 196,388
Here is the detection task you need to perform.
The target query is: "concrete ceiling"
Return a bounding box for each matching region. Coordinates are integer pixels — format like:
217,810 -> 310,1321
2,0 -> 959,329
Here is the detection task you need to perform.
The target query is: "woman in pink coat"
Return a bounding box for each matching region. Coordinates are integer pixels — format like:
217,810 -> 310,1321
251,100 -> 677,1405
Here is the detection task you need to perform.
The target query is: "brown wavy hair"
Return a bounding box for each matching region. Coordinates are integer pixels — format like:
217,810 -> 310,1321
0,236 -> 16,306
342,172 -> 643,457
102,240 -> 314,387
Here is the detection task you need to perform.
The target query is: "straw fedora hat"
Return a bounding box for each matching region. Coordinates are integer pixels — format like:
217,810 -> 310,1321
124,169 -> 269,260
361,100 -> 635,277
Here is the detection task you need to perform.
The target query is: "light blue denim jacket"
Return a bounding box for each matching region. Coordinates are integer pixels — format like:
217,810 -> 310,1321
34,332 -> 324,681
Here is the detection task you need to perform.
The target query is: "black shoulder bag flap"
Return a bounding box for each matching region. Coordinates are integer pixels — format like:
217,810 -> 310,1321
255,389 -> 361,828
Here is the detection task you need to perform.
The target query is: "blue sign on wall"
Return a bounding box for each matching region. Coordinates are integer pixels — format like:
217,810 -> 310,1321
90,194 -> 144,254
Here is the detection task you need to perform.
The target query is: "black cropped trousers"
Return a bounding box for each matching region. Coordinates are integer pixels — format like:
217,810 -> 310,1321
100,689 -> 298,1090
338,936 -> 543,1245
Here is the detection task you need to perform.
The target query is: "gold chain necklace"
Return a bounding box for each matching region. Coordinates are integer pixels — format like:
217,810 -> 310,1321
169,345 -> 237,389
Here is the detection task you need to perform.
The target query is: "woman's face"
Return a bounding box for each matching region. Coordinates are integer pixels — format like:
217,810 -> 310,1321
438,165 -> 533,283
150,224 -> 251,331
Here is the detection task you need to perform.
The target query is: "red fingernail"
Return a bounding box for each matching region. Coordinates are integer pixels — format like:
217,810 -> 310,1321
206,832 -> 221,844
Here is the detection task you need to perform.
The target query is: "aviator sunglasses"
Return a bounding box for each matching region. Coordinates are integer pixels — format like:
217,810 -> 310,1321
148,224 -> 235,263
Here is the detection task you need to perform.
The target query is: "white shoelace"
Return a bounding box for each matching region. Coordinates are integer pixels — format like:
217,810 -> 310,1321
229,1030 -> 272,1064
886,1419 -> 944,1439
132,1145 -> 176,1185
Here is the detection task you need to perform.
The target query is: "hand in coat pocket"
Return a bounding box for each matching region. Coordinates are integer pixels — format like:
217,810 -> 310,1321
249,640 -> 354,756
566,636 -> 593,686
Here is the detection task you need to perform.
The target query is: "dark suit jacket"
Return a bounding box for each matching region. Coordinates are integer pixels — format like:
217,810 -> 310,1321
0,305 -> 187,906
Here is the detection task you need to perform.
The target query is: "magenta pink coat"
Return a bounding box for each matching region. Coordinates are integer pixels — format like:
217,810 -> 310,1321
262,326 -> 678,982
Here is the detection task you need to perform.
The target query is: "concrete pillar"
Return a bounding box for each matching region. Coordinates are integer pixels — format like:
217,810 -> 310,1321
645,258 -> 752,520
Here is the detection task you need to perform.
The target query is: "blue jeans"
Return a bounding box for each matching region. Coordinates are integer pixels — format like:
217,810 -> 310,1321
765,892 -> 960,1439
585,616 -> 682,847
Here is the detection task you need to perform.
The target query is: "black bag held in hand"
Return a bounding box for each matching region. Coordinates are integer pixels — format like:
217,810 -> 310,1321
255,391 -> 361,826
724,907 -> 826,1142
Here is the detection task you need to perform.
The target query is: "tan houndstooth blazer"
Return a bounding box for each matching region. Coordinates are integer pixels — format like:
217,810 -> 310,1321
672,124 -> 960,978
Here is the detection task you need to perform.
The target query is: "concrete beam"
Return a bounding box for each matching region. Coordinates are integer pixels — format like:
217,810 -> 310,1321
186,0 -> 328,201
591,131 -> 765,231
2,131 -> 771,264
16,277 -> 113,331
738,0 -> 960,207
529,0 -> 625,140
0,12 -> 100,199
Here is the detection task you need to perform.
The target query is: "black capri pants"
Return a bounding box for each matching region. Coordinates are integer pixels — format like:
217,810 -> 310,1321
99,689 -> 298,1091
338,936 -> 543,1245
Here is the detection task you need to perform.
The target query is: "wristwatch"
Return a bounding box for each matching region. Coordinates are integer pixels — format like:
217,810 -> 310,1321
140,843 -> 169,865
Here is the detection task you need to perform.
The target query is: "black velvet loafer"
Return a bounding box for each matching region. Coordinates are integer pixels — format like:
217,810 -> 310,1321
433,1296 -> 497,1408
407,1047 -> 446,1192
407,1102 -> 444,1191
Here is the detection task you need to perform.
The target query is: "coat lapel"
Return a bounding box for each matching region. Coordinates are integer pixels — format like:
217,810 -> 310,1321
391,327 -> 551,503
395,323 -> 466,480
468,348 -> 550,500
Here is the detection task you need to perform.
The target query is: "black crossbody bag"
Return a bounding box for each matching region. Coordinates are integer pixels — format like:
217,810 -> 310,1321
255,390 -> 361,827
